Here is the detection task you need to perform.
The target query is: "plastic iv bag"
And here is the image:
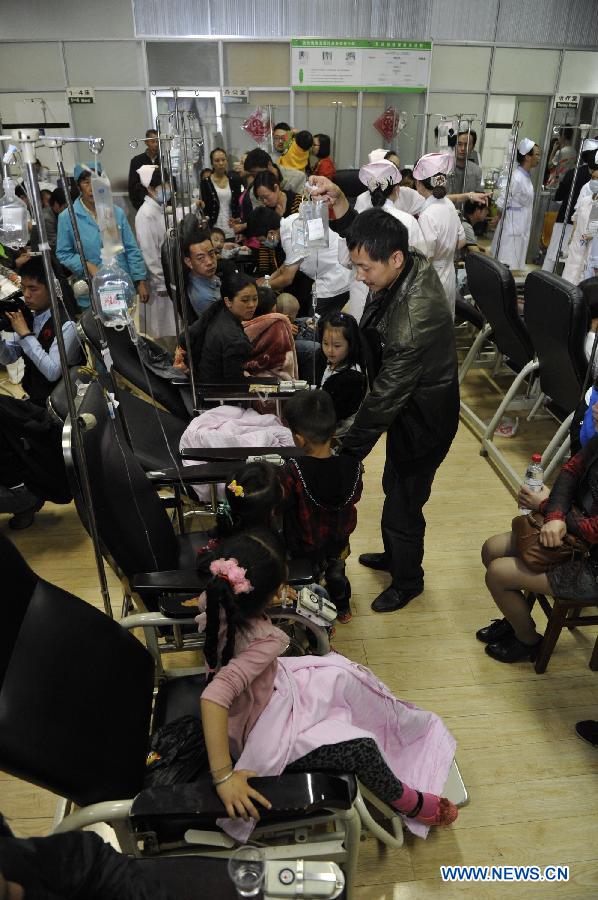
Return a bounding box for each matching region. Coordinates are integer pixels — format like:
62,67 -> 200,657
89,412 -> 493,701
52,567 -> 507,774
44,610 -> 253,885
0,177 -> 29,249
91,170 -> 122,258
291,195 -> 330,255
497,135 -> 516,192
92,254 -> 136,330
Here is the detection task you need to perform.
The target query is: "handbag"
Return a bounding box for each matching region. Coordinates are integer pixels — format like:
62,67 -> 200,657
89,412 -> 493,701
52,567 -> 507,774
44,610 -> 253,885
511,511 -> 590,573
144,715 -> 208,787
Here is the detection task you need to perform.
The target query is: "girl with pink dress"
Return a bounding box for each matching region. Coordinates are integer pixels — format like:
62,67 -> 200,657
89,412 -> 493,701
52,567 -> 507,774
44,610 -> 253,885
197,528 -> 458,839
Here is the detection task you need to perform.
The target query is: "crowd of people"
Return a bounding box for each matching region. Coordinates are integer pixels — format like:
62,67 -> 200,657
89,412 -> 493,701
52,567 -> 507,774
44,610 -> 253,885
4,117 -> 598,874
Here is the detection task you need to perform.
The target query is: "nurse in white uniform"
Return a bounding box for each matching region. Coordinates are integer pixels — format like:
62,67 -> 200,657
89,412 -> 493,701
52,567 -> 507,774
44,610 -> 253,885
562,150 -> 598,285
134,165 -> 177,347
355,148 -> 425,217
346,154 -> 427,321
413,152 -> 466,318
490,138 -> 541,270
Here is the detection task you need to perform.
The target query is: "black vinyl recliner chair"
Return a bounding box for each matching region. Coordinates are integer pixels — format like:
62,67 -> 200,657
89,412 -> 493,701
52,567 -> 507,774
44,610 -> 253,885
461,253 -> 539,487
64,381 -> 323,656
524,270 -> 587,481
79,309 -> 191,421
0,534 -> 359,888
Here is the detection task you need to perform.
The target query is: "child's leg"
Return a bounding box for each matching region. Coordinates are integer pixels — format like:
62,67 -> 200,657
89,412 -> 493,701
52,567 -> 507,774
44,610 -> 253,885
324,557 -> 351,620
286,738 -> 457,826
481,530 -> 517,569
485,556 -> 551,644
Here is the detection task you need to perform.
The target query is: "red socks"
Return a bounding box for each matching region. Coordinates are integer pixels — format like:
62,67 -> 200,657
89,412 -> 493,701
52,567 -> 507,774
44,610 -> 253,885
392,786 -> 458,826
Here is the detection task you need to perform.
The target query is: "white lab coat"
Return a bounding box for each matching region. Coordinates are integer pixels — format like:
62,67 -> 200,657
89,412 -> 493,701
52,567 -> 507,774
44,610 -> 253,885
562,193 -> 598,285
354,186 -> 424,218
490,166 -> 534,271
135,196 -> 177,340
351,195 -> 427,255
341,198 -> 427,322
417,195 -> 465,317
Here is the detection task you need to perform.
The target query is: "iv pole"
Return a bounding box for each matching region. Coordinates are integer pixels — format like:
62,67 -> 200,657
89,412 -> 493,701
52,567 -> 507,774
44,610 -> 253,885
493,121 -> 522,260
0,128 -> 114,618
551,122 -> 591,273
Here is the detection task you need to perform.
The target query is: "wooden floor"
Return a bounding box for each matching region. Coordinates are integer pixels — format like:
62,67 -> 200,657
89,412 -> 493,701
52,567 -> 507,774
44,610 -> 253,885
2,353 -> 598,897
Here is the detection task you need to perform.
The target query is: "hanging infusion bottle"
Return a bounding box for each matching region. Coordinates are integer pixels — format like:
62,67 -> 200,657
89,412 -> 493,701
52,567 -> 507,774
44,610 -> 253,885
91,170 -> 122,258
92,251 -> 137,339
0,177 -> 29,249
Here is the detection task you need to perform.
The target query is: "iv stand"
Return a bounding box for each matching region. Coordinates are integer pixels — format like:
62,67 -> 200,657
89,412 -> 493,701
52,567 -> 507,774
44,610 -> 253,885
48,138 -> 132,447
0,128 -> 114,618
493,121 -> 522,261
154,113 -> 199,410
551,122 -> 591,273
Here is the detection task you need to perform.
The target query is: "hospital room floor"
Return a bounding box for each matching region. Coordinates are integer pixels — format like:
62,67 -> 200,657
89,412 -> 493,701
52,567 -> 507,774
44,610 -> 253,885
2,364 -> 598,898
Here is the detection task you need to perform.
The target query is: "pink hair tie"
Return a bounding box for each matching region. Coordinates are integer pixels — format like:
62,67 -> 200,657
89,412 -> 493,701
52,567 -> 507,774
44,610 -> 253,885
209,557 -> 253,595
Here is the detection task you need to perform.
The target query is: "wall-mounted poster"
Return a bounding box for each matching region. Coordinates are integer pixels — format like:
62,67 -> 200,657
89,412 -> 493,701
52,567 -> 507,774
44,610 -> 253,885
292,39 -> 431,92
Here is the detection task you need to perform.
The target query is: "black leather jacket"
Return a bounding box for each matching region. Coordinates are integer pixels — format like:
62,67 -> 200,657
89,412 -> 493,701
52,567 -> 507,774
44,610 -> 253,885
0,830 -> 173,899
332,210 -> 460,462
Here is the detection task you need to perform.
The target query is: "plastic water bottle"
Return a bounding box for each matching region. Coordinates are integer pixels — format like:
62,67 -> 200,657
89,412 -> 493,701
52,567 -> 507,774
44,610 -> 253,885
519,453 -> 543,515
264,274 -> 271,288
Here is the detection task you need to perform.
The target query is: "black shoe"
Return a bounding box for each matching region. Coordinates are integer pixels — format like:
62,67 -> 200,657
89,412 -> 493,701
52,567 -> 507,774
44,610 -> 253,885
9,503 -> 42,530
371,586 -> 423,613
485,634 -> 541,663
476,618 -> 514,644
575,720 -> 598,747
359,552 -> 390,572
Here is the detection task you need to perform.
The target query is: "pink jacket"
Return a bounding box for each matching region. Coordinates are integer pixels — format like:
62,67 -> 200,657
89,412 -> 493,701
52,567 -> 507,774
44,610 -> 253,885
198,606 -> 289,759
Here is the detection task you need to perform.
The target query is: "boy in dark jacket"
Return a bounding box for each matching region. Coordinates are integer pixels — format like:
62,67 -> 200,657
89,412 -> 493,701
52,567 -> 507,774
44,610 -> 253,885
280,390 -> 363,623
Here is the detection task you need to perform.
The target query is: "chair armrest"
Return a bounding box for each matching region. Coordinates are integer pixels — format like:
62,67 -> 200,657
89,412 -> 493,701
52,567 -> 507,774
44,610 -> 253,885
146,462 -> 237,484
133,559 -> 314,600
133,569 -> 208,594
287,558 -> 316,584
130,773 -> 357,831
179,446 -> 302,461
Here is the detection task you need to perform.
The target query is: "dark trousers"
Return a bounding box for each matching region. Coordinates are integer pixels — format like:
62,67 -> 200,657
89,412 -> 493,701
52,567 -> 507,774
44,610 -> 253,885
381,442 -> 452,592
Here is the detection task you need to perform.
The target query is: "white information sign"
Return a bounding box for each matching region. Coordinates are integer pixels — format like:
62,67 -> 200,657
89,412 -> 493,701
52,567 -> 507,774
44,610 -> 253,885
292,39 -> 431,92
67,87 -> 95,104
554,94 -> 580,109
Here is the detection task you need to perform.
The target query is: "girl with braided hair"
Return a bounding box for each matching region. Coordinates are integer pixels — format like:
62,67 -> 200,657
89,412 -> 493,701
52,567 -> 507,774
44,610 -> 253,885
198,529 -> 459,836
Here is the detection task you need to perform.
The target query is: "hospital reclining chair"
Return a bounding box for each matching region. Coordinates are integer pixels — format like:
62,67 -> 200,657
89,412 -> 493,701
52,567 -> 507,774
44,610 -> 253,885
0,535 -> 360,896
524,270 -> 587,483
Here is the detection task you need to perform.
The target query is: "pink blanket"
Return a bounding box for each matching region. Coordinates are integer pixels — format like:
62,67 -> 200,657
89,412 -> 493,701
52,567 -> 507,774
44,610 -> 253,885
179,405 -> 294,500
219,653 -> 456,841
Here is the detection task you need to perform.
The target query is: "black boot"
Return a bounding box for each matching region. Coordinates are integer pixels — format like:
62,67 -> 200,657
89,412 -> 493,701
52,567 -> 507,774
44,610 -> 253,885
0,485 -> 43,530
358,552 -> 390,572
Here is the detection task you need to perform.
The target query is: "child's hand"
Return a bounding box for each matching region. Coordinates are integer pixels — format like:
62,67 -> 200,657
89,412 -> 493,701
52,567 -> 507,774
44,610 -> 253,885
216,770 -> 272,820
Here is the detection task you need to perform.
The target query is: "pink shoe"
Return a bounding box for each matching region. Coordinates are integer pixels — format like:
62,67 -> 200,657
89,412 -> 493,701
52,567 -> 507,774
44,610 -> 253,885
414,796 -> 458,826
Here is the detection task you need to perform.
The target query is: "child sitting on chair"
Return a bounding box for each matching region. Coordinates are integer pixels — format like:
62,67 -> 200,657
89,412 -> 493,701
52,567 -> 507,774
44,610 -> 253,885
279,390 -> 362,623
197,529 -> 458,833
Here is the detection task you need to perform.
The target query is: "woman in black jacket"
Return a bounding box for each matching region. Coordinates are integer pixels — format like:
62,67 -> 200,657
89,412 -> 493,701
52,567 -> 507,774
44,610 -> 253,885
200,148 -> 242,239
176,271 -> 257,384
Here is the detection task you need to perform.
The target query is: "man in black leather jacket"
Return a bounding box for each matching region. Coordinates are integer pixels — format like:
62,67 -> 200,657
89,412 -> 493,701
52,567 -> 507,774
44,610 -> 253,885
309,177 -> 460,612
0,826 -> 173,900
